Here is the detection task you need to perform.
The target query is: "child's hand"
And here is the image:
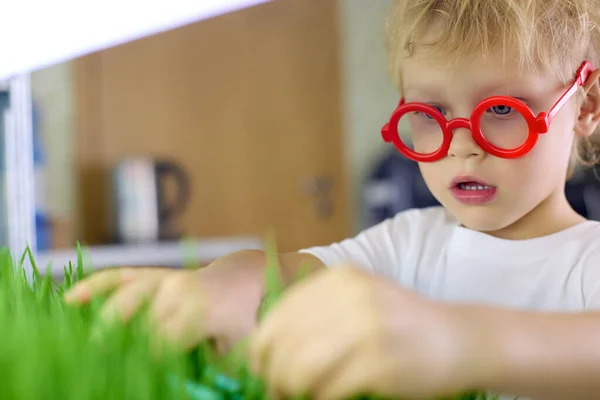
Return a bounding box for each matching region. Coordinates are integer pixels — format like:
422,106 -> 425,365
249,266 -> 480,400
64,250 -> 267,351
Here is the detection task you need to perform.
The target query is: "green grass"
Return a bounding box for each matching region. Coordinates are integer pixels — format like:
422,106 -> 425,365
0,238 -> 493,400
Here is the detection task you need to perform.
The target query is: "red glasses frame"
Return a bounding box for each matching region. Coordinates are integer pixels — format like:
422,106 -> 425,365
381,61 -> 595,162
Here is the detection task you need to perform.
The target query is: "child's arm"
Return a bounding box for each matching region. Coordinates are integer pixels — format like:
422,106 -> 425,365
249,265 -> 600,400
65,249 -> 324,305
460,305 -> 600,400
264,251 -> 326,286
64,250 -> 325,351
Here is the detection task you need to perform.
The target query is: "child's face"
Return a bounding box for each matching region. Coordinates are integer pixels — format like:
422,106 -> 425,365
401,52 -> 583,237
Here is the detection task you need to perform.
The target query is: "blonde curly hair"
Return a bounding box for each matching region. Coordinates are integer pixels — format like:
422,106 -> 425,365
384,0 -> 600,168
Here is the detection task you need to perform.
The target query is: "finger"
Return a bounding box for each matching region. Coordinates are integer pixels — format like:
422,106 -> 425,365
266,325 -> 338,399
64,268 -> 134,304
250,271 -> 331,370
251,285 -> 331,387
148,311 -> 189,356
99,277 -> 160,323
267,304 -> 369,398
150,274 -> 194,324
152,272 -> 235,342
154,302 -> 208,352
249,296 -> 299,375
255,269 -> 382,398
267,298 -> 332,387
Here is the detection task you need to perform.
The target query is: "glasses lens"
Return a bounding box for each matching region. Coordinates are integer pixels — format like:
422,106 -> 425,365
479,103 -> 529,149
399,109 -> 444,155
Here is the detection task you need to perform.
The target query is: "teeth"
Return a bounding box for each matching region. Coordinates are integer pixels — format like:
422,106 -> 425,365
459,183 -> 491,191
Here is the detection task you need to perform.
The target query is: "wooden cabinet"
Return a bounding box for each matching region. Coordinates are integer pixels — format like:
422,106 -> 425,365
74,0 -> 351,253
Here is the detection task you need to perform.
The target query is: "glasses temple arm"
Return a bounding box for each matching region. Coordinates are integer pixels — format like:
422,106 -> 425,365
545,61 -> 594,123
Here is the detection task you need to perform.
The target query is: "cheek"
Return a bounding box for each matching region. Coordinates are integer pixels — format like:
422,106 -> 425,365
418,163 -> 446,194
547,105 -> 578,149
504,123 -> 574,189
536,118 -> 575,166
497,158 -> 540,189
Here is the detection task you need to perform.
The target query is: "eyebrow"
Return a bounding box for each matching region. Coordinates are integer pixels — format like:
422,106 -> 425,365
472,80 -> 538,97
404,79 -> 545,102
403,85 -> 447,100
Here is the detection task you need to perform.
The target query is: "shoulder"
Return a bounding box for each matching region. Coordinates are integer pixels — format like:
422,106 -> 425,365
574,221 -> 600,259
566,221 -> 600,308
543,220 -> 600,270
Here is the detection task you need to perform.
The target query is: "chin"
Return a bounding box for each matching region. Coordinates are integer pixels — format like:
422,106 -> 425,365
458,217 -> 512,233
446,203 -> 520,233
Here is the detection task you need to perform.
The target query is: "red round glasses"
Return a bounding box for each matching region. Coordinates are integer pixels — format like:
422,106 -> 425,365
381,61 -> 595,162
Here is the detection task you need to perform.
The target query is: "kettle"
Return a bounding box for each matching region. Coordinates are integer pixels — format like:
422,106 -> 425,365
112,157 -> 191,243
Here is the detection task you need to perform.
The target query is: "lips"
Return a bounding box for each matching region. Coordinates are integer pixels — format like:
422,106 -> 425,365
449,175 -> 498,205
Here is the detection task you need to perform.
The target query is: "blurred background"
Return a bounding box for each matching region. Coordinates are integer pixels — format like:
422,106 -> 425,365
2,0 -> 599,274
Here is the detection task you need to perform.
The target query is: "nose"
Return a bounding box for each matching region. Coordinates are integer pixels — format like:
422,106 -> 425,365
447,123 -> 484,160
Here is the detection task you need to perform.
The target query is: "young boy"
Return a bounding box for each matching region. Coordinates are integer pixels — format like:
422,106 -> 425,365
65,0 -> 600,399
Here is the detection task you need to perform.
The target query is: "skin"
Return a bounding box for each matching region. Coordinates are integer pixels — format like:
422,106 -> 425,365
64,47 -> 600,400
405,52 -> 594,240
64,250 -> 325,351
249,265 -> 600,400
247,55 -> 600,400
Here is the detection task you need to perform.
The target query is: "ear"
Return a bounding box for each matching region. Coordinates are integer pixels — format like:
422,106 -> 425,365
575,68 -> 600,138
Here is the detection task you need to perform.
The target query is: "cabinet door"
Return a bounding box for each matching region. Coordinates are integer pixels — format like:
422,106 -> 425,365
75,0 -> 351,252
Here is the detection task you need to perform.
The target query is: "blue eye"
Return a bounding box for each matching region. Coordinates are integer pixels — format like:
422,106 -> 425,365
489,105 -> 513,115
431,106 -> 445,115
422,106 -> 445,119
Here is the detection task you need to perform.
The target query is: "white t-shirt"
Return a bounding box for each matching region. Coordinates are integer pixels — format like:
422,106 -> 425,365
300,206 -> 600,312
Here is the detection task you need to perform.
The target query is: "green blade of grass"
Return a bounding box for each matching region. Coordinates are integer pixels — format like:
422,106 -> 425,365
25,244 -> 42,284
257,229 -> 285,322
76,241 -> 85,281
181,237 -> 200,270
0,237 -> 492,400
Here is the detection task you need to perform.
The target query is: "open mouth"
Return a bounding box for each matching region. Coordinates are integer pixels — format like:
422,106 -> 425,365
450,175 -> 495,190
456,182 -> 493,191
450,176 -> 497,205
